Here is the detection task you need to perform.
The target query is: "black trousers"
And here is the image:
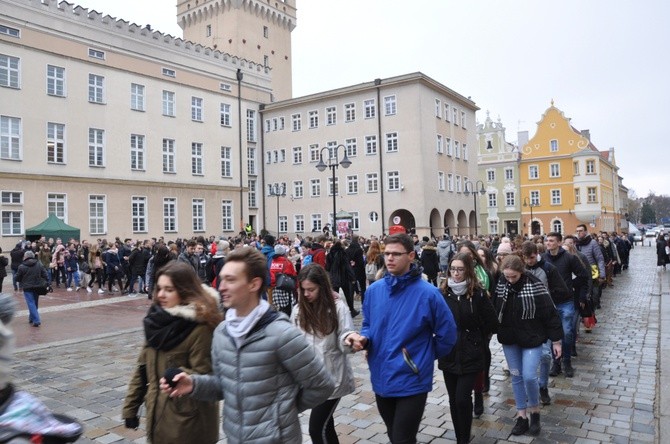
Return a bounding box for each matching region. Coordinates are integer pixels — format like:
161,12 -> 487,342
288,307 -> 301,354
309,397 -> 340,444
443,371 -> 478,444
375,392 -> 427,444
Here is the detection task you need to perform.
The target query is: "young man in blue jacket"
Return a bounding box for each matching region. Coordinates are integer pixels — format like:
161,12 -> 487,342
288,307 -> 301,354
348,233 -> 457,443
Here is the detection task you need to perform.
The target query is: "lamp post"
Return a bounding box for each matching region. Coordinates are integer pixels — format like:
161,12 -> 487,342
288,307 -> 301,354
268,183 -> 286,236
315,144 -> 352,237
463,180 -> 486,236
523,196 -> 538,236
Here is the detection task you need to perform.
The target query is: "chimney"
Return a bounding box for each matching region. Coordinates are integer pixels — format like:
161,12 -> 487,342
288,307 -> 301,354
581,129 -> 590,140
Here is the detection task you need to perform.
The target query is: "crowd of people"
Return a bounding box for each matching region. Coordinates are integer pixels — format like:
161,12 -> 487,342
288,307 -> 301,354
0,224 -> 639,443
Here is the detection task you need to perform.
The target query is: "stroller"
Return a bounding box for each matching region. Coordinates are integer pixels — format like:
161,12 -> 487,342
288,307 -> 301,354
0,384 -> 83,443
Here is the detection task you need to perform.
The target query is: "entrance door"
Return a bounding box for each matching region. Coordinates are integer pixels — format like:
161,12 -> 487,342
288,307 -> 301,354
505,220 -> 519,236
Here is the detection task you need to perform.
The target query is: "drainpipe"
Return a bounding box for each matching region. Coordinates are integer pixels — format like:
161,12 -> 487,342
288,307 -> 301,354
259,105 -> 267,231
237,68 -> 244,232
375,78 -> 386,235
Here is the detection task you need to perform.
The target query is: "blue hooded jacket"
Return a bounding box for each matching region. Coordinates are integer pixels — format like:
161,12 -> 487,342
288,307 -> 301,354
361,264 -> 457,397
260,245 -> 276,287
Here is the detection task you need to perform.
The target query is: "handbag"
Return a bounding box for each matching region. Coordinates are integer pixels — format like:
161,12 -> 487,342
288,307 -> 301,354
35,286 -> 49,296
590,264 -> 599,280
275,273 -> 296,292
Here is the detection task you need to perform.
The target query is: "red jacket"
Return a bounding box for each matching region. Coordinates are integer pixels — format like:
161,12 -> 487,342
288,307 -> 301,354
269,256 -> 297,288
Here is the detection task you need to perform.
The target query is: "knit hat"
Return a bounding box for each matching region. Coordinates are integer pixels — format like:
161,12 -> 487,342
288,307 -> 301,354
216,240 -> 230,254
497,242 -> 513,255
274,245 -> 287,256
0,293 -> 16,325
23,251 -> 35,260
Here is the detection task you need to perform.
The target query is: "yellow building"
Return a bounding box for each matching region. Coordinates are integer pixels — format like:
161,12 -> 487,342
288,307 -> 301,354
519,102 -> 622,236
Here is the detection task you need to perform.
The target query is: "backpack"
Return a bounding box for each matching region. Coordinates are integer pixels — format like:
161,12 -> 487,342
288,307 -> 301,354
365,261 -> 378,281
302,254 -> 313,266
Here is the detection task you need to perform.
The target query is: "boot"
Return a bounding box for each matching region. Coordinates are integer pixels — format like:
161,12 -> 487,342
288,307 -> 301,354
539,386 -> 551,405
511,416 -> 529,435
549,361 -> 561,377
564,361 -> 575,378
473,392 -> 484,418
528,412 -> 541,436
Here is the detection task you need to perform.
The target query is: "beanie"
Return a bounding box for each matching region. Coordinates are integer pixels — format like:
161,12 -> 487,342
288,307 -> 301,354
274,245 -> 287,256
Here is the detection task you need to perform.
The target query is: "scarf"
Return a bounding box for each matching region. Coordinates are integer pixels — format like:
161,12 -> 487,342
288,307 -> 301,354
447,278 -> 469,296
225,299 -> 271,348
143,304 -> 198,351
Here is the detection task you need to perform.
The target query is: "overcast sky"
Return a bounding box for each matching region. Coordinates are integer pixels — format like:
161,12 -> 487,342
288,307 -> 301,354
75,0 -> 669,198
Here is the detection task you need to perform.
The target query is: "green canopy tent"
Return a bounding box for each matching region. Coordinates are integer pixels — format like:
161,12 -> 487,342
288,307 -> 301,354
25,213 -> 80,242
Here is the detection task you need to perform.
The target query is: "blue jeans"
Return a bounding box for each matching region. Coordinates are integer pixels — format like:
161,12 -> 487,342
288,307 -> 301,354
538,340 -> 552,388
24,290 -> 41,325
66,269 -> 80,288
502,344 -> 542,410
555,301 -> 575,365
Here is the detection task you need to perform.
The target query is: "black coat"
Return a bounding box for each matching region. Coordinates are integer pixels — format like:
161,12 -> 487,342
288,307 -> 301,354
15,258 -> 48,291
345,241 -> 366,282
419,247 -> 440,279
438,286 -> 498,375
325,244 -> 354,288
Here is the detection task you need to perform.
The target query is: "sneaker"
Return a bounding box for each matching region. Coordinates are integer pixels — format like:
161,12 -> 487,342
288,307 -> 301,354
98,289 -> 105,294
511,416 -> 529,435
66,287 -> 73,292
503,365 -> 510,376
539,387 -> 551,405
75,286 -> 81,292
86,287 -> 92,293
528,412 -> 541,436
549,362 -> 562,377
473,392 -> 484,418
564,362 -> 575,378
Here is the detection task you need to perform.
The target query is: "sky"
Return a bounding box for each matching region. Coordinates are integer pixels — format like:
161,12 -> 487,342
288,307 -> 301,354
74,0 -> 670,199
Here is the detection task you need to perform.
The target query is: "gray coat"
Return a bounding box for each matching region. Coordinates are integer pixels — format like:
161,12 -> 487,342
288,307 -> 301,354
191,310 -> 335,444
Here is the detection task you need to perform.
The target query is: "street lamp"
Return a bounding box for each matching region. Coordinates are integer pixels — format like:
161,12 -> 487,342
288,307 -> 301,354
463,180 -> 486,236
268,183 -> 286,236
315,144 -> 352,237
523,196 -> 538,236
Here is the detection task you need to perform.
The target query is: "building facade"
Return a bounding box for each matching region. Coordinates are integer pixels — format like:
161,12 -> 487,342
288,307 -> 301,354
519,102 -> 623,236
476,112 -> 520,235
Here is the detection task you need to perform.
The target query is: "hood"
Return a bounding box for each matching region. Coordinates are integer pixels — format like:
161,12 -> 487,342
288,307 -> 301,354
261,244 -> 275,260
437,240 -> 451,248
422,245 -> 437,251
547,247 -> 566,260
22,258 -> 38,267
382,262 -> 424,294
144,304 -> 198,351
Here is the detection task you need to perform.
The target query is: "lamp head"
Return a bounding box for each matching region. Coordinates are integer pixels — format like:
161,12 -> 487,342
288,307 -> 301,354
340,153 -> 352,169
315,157 -> 327,172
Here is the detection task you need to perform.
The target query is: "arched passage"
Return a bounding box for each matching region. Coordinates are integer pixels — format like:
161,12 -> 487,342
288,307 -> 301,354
444,210 -> 456,236
429,209 -> 441,238
389,209 -> 416,234
457,210 -> 468,236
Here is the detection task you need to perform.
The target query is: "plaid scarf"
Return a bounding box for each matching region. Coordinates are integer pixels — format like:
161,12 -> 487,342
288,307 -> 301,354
496,275 -> 542,323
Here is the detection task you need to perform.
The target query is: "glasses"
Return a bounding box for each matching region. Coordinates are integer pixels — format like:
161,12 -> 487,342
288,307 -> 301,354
383,251 -> 410,258
449,267 -> 466,273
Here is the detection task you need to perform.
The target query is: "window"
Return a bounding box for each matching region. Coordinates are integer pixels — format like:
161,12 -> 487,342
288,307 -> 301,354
347,175 -> 358,194
263,26 -> 269,38
549,163 -> 560,178
162,67 -> 176,77
162,139 -> 176,173
220,103 -> 231,126
387,171 -> 400,191
163,198 -> 177,232
1,211 -> 22,235
550,139 -> 558,152
385,132 -> 398,153
435,99 -> 442,118
350,211 -> 360,231
279,149 -> 286,163
88,74 -> 104,103
345,138 -> 357,157
47,193 -> 67,222
293,180 -> 303,199
220,146 -> 232,177
452,107 -> 458,125
456,176 -> 462,193
162,90 -> 175,116
311,214 -> 322,231
488,193 -> 497,208
326,106 -> 336,125
552,219 -> 563,234
248,179 -> 257,208
192,199 -> 205,232
505,168 -> 514,180
444,103 -> 450,122
530,190 -> 540,206
294,214 -> 305,232
369,211 -> 379,222
89,195 -> 106,234
88,48 -> 105,60
574,188 -> 581,204
436,135 -> 443,153
292,146 -> 302,164
1,191 -> 21,204
247,147 -> 257,175
206,24 -> 212,37
292,113 -> 301,131
192,142 -> 203,175
384,95 -> 397,115
310,179 -> 321,197
345,103 -> 355,122
366,173 -> 379,193
365,135 -> 377,155
191,97 -> 203,121
88,128 -> 104,167
221,200 -> 233,231
309,110 -> 319,128
130,83 -> 145,111
0,25 -> 20,38
364,99 -> 376,119
47,122 -> 65,164
463,144 -> 468,161
506,191 -> 515,207
328,177 -> 339,197
279,117 -> 285,130
489,220 -> 498,234
220,82 -> 232,92
487,170 -> 495,182
438,172 -> 445,191
246,109 -> 256,142
447,174 -> 454,192
587,187 -> 598,203
529,165 -> 539,179
130,134 -> 145,170
446,138 -> 452,156
47,65 -> 65,96
551,189 -> 562,205
573,161 -> 580,176
461,111 -> 467,129
131,196 -> 147,232
586,159 -> 596,174
1,115 -> 21,160
309,144 -> 320,162
454,141 -> 460,158
278,216 -> 288,233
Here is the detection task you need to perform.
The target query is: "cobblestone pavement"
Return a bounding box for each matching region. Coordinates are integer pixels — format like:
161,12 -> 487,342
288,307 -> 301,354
7,244 -> 669,443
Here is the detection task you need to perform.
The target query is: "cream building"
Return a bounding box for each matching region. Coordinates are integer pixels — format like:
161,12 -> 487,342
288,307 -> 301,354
1,0 -> 480,250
